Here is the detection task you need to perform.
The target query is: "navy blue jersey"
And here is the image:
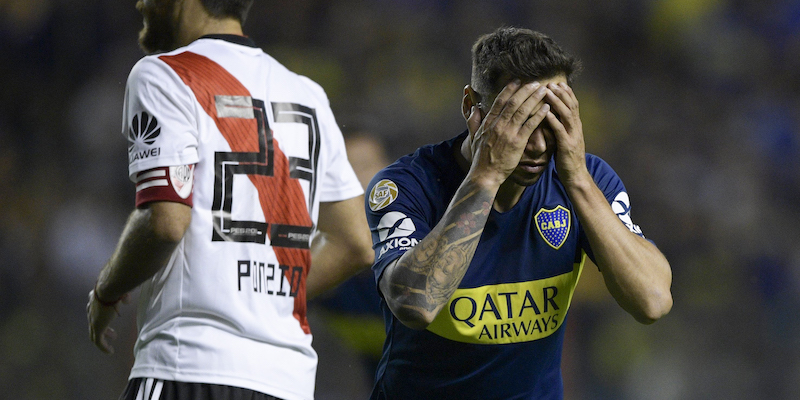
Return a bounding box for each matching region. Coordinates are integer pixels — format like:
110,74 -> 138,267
365,131 -> 647,400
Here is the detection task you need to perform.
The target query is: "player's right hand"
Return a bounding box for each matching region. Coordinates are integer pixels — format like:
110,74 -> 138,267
466,80 -> 550,187
87,289 -> 130,354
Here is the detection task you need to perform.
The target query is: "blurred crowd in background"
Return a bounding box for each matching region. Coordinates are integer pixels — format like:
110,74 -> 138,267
1,0 -> 800,399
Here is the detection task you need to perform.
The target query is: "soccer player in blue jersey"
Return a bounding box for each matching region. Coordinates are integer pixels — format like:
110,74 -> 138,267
364,27 -> 673,399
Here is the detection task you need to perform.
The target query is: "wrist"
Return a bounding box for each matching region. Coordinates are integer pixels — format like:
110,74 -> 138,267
93,282 -> 122,307
561,168 -> 593,191
465,169 -> 505,191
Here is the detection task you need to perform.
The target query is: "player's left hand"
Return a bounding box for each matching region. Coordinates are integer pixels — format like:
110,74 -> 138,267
544,82 -> 590,186
87,289 -> 130,354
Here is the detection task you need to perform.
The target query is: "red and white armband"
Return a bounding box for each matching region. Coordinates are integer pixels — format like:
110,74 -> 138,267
134,165 -> 195,208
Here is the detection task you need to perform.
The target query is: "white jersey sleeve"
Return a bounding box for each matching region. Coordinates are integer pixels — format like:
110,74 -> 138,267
123,57 -> 200,179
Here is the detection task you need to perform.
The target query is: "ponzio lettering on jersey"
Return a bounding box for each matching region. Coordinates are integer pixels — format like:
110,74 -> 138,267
426,252 -> 585,344
237,260 -> 302,297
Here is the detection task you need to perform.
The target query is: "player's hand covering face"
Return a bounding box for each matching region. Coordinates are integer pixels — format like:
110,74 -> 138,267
464,80 -> 550,187
542,81 -> 587,185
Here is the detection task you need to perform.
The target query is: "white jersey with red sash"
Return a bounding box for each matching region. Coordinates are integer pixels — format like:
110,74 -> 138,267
123,35 -> 362,400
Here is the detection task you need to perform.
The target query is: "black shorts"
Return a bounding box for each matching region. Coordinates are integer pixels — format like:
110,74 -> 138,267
120,378 -> 284,400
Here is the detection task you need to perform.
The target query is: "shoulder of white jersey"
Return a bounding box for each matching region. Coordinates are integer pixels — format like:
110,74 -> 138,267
249,50 -> 332,108
295,75 -> 331,107
127,53 -> 184,89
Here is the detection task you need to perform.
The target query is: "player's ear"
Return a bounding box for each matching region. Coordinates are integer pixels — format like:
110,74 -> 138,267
462,85 -> 479,121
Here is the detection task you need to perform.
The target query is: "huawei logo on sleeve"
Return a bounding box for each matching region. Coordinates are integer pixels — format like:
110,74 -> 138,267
128,111 -> 162,163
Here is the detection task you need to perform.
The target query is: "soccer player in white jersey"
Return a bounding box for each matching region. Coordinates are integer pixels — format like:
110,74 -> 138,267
86,1 -> 374,399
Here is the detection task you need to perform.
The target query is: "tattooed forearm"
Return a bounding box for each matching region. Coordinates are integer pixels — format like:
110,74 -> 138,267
383,179 -> 496,328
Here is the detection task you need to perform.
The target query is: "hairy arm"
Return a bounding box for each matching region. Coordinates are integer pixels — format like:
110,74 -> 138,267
379,178 -> 495,329
545,82 -> 672,324
568,178 -> 672,323
88,201 -> 191,353
306,196 -> 375,299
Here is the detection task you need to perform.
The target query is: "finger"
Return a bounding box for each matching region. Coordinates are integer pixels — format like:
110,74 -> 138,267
106,327 -> 118,341
544,85 -> 574,130
466,105 -> 482,139
548,83 -> 580,122
545,110 -> 568,143
99,330 -> 114,354
96,327 -> 118,354
520,103 -> 550,137
509,84 -> 548,132
498,81 -> 543,126
485,79 -> 521,120
559,82 -> 579,106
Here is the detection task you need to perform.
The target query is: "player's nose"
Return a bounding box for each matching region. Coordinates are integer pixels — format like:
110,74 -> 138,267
526,128 -> 548,155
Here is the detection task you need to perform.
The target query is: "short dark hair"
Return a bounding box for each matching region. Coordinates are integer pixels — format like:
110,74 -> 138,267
471,27 -> 581,102
199,0 -> 254,24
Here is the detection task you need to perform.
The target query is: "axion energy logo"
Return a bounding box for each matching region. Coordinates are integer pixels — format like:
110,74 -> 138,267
376,211 -> 418,258
128,111 -> 162,163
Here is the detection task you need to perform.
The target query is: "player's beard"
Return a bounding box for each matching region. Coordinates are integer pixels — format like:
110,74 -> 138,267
136,0 -> 180,54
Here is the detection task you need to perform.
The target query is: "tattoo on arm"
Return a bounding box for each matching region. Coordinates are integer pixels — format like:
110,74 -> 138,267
386,180 -> 494,322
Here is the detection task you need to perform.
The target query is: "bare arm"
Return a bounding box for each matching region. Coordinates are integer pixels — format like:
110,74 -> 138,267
88,201 -> 191,353
380,80 -> 550,329
565,179 -> 672,323
306,196 -> 375,299
544,82 -> 672,324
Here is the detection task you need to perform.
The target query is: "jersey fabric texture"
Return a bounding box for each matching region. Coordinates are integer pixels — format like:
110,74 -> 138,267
365,131 -> 647,400
122,35 -> 363,400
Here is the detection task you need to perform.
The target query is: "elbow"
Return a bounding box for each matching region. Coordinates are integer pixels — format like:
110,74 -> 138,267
355,245 -> 375,271
145,202 -> 191,245
392,305 -> 436,330
381,278 -> 438,330
400,318 -> 433,331
151,220 -> 189,245
634,290 -> 673,325
342,240 -> 375,277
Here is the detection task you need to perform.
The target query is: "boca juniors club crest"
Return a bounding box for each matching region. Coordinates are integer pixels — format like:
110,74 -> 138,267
535,205 -> 571,249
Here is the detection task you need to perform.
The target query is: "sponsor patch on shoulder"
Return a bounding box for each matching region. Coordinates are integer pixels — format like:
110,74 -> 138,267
612,192 -> 643,235
535,205 -> 571,249
369,179 -> 398,211
376,211 -> 418,259
127,111 -> 162,164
